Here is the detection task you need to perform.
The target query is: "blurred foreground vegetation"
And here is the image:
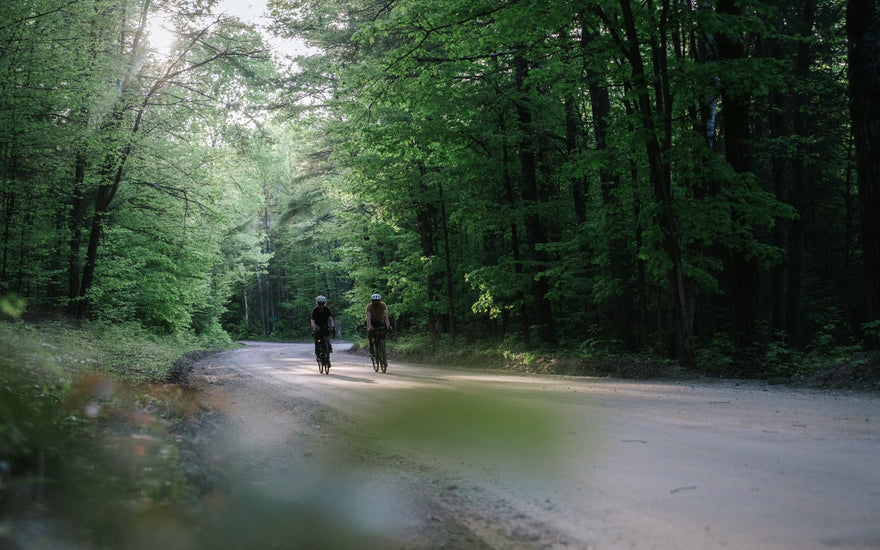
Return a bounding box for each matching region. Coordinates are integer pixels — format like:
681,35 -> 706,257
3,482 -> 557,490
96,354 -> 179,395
0,318 -> 229,549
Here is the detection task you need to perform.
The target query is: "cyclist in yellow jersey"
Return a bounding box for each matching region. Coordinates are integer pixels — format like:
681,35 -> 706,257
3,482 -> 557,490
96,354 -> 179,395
365,293 -> 392,355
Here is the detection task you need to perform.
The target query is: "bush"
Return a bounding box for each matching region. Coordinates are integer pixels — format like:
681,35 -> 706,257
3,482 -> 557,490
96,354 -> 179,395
0,320 -> 226,548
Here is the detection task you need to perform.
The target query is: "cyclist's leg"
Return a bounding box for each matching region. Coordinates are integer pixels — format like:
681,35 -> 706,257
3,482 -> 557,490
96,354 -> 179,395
320,325 -> 332,353
378,338 -> 387,372
370,321 -> 384,350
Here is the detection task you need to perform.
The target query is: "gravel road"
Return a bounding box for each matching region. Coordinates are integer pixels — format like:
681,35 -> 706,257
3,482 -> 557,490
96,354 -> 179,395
188,341 -> 880,549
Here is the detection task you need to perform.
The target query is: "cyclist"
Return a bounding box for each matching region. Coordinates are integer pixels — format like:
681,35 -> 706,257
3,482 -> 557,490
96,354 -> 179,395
311,295 -> 336,356
365,293 -> 392,356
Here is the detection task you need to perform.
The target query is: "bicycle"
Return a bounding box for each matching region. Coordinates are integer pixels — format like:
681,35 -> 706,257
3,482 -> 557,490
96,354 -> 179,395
369,324 -> 388,373
314,330 -> 332,375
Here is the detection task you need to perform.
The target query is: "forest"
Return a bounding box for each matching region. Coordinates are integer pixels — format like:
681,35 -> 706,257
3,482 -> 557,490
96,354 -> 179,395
2,0 -> 879,376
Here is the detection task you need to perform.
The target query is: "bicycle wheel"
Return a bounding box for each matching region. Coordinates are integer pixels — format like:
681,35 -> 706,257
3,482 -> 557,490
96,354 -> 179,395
371,346 -> 379,372
377,339 -> 387,373
316,339 -> 328,374
322,341 -> 331,374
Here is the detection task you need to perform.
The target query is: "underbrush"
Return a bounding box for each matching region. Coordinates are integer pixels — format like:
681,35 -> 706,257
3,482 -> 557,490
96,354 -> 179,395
378,333 -> 688,379
381,332 -> 874,387
7,320 -> 226,382
0,320 -> 230,549
692,331 -> 867,383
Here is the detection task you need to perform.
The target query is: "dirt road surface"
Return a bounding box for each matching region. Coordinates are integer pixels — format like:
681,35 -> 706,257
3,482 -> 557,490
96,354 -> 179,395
189,341 -> 880,549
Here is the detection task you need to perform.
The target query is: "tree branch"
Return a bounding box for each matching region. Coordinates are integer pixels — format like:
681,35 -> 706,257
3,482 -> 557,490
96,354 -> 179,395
0,0 -> 81,31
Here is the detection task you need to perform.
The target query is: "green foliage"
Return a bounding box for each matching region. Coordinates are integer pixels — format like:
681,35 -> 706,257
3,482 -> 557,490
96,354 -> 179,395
253,0 -> 864,369
1,0 -> 870,375
0,0 -> 278,341
763,336 -> 802,378
0,294 -> 26,320
862,320 -> 880,344
0,320 -> 228,547
694,337 -> 738,376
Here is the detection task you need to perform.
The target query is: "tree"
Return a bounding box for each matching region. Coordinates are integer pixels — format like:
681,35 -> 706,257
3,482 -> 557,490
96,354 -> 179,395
67,3 -> 269,319
4,0 -> 868,369
847,0 -> 880,349
0,0 -> 279,336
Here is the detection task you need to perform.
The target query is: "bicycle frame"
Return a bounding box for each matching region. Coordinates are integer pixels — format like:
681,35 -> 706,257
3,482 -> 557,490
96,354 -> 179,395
314,332 -> 331,374
369,326 -> 388,373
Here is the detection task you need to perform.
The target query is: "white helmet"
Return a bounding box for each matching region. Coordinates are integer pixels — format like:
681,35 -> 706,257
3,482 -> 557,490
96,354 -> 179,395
371,293 -> 381,300
316,295 -> 327,303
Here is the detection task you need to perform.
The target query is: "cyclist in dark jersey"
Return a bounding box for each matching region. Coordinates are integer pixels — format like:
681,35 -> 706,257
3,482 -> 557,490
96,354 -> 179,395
311,295 -> 336,355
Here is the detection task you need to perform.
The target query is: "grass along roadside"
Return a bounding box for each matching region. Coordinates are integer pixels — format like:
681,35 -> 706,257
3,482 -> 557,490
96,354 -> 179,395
0,320 -> 233,549
362,332 -> 879,389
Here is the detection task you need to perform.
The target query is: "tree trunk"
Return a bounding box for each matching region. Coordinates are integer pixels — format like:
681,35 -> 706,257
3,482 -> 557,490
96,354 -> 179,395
619,0 -> 693,364
416,169 -> 441,342
500,126 -> 531,348
769,88 -> 792,336
565,96 -> 587,225
74,178 -> 120,319
1,158 -> 14,285
71,100 -> 129,319
243,285 -> 249,334
437,179 -> 456,340
514,53 -> 555,346
847,0 -> 880,349
785,0 -> 815,347
591,80 -> 636,349
716,0 -> 762,349
66,153 -> 87,317
688,0 -> 721,344
582,21 -> 638,348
